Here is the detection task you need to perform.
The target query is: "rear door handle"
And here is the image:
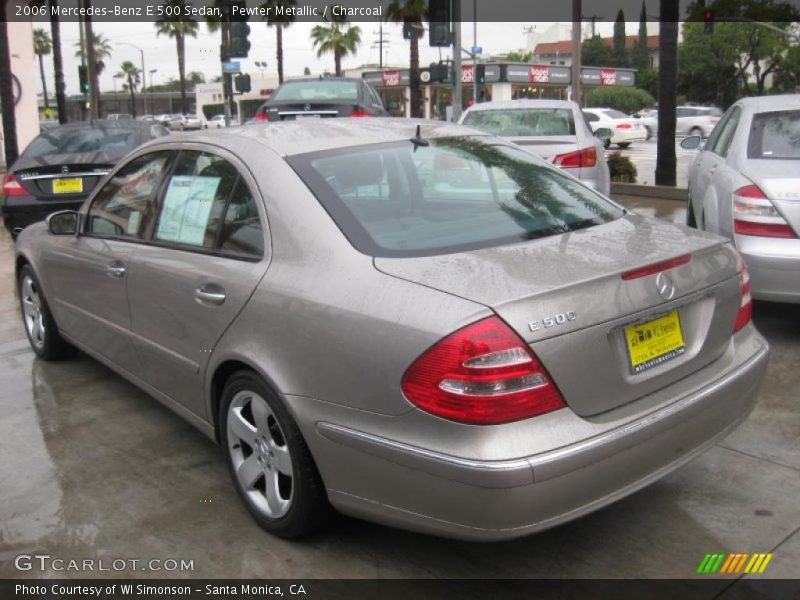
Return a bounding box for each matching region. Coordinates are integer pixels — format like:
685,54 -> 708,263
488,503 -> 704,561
106,261 -> 126,278
195,284 -> 226,306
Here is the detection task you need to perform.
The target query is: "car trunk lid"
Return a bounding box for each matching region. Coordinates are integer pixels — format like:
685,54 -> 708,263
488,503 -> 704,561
267,102 -> 355,121
376,214 -> 743,416
14,162 -> 112,199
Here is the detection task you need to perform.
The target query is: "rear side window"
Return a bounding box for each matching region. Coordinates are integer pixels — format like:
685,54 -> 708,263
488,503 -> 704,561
86,152 -> 170,238
462,109 -> 576,137
748,110 -> 800,159
290,138 -> 623,257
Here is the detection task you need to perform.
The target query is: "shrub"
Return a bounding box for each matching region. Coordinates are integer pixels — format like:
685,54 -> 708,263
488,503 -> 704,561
607,151 -> 638,183
585,87 -> 656,115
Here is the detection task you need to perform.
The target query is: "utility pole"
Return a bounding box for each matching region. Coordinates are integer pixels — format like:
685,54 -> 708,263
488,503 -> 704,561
222,19 -> 232,127
372,25 -> 389,69
83,0 -> 99,118
571,0 -> 582,105
452,0 -> 462,121
472,0 -> 477,104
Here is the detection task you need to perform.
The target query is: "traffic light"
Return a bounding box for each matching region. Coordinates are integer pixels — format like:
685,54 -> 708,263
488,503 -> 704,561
78,65 -> 89,94
229,21 -> 251,58
403,18 -> 415,40
234,73 -> 251,94
704,9 -> 715,34
475,64 -> 486,84
428,0 -> 451,47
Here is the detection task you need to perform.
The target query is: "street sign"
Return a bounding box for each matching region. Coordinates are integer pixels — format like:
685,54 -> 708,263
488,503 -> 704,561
223,61 -> 241,73
471,46 -> 483,55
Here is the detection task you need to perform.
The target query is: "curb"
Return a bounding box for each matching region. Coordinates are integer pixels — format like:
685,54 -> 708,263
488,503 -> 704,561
610,182 -> 688,202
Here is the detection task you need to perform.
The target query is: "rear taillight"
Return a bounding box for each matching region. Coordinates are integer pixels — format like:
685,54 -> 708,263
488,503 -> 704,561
621,255 -> 692,281
2,174 -> 26,197
733,252 -> 752,333
553,147 -> 597,169
350,110 -> 372,118
733,184 -> 797,238
401,316 -> 565,425
616,123 -> 632,129
252,112 -> 269,123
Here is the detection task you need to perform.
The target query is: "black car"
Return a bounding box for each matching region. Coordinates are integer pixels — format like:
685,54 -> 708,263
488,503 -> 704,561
2,120 -> 169,237
251,77 -> 387,123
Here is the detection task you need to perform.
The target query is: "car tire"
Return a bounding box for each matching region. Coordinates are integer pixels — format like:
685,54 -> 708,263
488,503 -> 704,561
220,370 -> 331,538
644,126 -> 652,140
689,127 -> 703,138
18,265 -> 76,360
617,142 -> 631,149
603,138 -> 611,150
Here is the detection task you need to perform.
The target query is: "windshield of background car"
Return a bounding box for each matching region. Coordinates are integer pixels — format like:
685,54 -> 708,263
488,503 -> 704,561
462,109 -> 576,137
23,126 -> 138,158
290,137 -> 623,257
748,110 -> 800,159
271,80 -> 358,102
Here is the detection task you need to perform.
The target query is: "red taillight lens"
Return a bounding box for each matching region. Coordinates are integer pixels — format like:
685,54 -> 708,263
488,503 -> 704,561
2,174 -> 26,197
616,123 -> 632,129
733,184 -> 797,239
621,255 -> 692,281
252,112 -> 269,123
350,110 -> 372,118
401,316 -> 565,425
553,147 -> 597,169
733,252 -> 752,333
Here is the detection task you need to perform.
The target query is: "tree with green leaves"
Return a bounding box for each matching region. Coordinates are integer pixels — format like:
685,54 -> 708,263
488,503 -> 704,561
34,28 -> 52,109
386,0 -> 427,118
631,1 -> 650,70
310,14 -> 361,77
503,50 -> 533,63
262,0 -> 296,84
612,9 -> 628,67
581,35 -> 612,67
73,31 -> 112,77
116,61 -> 141,117
155,0 -> 199,114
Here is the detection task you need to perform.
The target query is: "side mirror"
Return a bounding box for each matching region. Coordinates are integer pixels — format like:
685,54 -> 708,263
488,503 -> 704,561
680,135 -> 703,150
595,127 -> 613,141
46,210 -> 79,235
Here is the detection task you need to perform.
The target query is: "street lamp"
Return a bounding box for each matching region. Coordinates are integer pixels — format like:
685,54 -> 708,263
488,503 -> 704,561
117,42 -> 148,115
149,69 -> 158,114
254,61 -> 267,77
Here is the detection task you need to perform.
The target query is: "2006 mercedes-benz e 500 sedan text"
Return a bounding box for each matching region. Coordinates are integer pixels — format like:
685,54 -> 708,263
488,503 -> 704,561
15,120 -> 769,541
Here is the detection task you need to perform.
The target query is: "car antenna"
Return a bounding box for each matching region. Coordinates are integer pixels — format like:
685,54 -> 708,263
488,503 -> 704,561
409,124 -> 429,151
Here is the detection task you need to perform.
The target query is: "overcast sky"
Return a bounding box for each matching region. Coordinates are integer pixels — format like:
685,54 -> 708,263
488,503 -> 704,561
36,20 -> 631,96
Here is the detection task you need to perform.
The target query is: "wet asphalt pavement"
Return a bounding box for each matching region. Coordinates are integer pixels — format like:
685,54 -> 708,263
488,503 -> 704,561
0,201 -> 798,583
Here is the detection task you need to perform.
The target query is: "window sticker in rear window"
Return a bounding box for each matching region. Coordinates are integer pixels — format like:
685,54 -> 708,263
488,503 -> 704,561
156,175 -> 221,246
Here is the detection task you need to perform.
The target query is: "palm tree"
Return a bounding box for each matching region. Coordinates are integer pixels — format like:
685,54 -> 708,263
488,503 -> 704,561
73,31 -> 112,78
116,61 -> 141,117
310,15 -> 361,77
155,0 -> 199,114
262,0 -> 296,84
33,28 -> 52,109
385,0 -> 427,118
49,0 -> 67,123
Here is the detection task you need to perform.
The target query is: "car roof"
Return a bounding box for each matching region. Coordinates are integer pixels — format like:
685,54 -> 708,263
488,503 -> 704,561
145,118 -> 487,157
735,94 -> 800,112
464,99 -> 578,112
280,76 -> 362,84
36,120 -> 156,132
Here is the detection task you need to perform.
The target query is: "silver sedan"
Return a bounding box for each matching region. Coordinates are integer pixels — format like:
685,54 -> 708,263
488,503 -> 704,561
684,95 -> 800,303
15,119 -> 768,541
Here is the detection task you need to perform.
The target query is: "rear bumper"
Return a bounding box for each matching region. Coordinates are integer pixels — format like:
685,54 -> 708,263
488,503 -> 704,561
297,326 -> 769,541
612,129 -> 648,144
2,195 -> 85,236
736,233 -> 800,303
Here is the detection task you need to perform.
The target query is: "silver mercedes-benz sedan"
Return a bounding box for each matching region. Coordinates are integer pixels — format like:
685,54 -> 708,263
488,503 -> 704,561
15,119 -> 768,541
683,95 -> 800,303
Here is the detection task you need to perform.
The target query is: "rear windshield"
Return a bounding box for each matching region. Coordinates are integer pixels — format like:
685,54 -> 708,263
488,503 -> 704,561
290,137 -> 623,257
462,108 -> 576,137
271,80 -> 359,102
603,109 -> 628,119
748,110 -> 800,159
23,126 -> 139,158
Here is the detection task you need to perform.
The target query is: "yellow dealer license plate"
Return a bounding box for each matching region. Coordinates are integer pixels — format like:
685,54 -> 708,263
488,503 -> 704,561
53,177 -> 83,194
625,309 -> 686,374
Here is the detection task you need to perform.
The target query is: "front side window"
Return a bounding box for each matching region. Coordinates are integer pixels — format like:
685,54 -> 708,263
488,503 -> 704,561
462,109 -> 576,137
711,107 -> 741,158
748,110 -> 800,159
86,152 -> 171,238
290,137 -> 623,257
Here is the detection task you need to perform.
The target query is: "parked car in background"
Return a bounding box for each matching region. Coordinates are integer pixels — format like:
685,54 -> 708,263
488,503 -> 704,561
169,114 -> 203,131
206,114 -> 239,128
14,119 -> 767,541
155,114 -> 175,125
634,108 -> 658,140
582,108 -> 648,148
137,115 -> 157,122
2,120 -> 170,237
106,113 -> 133,120
251,77 -> 386,122
460,99 -> 611,196
683,94 -> 800,303
677,106 -> 723,138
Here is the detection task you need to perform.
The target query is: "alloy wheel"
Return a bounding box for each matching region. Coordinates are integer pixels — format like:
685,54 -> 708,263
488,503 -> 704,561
20,275 -> 45,350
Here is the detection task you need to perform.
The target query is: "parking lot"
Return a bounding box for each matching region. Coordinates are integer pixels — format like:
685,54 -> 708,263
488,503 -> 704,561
0,197 -> 798,584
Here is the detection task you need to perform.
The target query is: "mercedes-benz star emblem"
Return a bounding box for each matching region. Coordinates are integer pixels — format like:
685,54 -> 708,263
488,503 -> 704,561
656,272 -> 676,300
61,166 -> 69,174
304,104 -> 311,111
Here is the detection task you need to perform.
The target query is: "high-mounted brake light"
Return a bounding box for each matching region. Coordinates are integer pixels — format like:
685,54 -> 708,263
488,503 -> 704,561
401,316 -> 565,425
2,174 -> 26,197
733,184 -> 797,239
621,255 -> 692,281
733,252 -> 752,333
252,112 -> 269,123
616,123 -> 632,129
553,147 -> 597,169
350,110 -> 372,118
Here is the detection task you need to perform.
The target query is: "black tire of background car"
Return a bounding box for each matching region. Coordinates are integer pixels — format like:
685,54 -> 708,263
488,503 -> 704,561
219,370 -> 332,538
18,265 -> 76,360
